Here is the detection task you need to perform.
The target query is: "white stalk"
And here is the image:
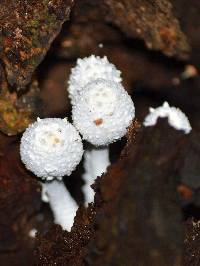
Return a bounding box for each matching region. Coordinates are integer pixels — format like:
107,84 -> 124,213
82,146 -> 110,205
41,180 -> 78,231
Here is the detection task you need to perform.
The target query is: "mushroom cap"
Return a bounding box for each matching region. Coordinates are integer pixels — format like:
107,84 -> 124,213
143,101 -> 192,134
72,79 -> 135,146
20,118 -> 83,180
68,55 -> 122,103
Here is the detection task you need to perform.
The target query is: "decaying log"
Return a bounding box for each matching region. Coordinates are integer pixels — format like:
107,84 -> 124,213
36,120 -> 190,265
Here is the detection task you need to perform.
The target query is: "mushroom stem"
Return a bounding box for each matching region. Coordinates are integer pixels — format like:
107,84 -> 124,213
41,180 -> 78,231
82,146 -> 110,205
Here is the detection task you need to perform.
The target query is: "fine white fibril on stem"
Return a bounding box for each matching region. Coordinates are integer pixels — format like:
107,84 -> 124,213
83,147 -> 110,205
41,180 -> 78,231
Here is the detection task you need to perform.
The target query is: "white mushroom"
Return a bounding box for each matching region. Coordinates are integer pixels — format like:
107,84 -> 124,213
72,79 -> 135,146
72,78 -> 135,205
68,55 -> 122,103
20,118 -> 84,231
20,117 -> 83,181
143,101 -> 192,134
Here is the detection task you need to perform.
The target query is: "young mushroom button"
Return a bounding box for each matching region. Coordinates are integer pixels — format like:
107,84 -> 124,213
143,102 -> 192,134
68,55 -> 122,103
72,78 -> 135,146
20,118 -> 83,181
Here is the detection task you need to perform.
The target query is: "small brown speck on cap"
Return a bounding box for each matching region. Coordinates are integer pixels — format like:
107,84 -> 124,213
94,118 -> 103,126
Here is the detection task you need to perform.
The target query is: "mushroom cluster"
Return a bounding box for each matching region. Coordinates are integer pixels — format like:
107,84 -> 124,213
69,55 -> 135,205
20,55 -> 192,232
20,55 -> 135,230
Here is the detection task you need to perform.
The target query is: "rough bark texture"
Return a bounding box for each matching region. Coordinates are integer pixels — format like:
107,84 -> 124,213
103,0 -> 190,59
35,120 -> 189,266
0,0 -> 73,89
0,134 -> 41,266
86,120 -> 185,266
0,65 -> 42,135
184,219 -> 200,266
